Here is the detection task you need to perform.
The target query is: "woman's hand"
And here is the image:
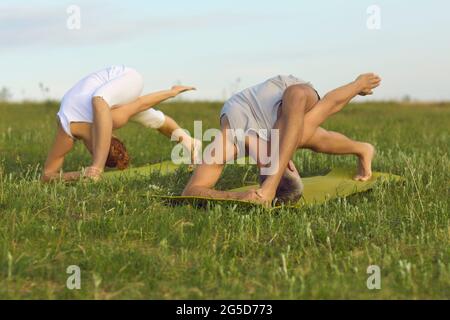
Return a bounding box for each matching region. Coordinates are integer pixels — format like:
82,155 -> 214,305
83,166 -> 103,182
171,85 -> 196,97
355,73 -> 381,96
41,171 -> 82,183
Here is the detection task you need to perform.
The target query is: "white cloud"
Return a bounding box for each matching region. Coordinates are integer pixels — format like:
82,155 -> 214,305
0,3 -> 283,49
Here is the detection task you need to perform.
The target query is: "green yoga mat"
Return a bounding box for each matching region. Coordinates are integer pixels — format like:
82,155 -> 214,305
150,167 -> 403,209
104,160 -> 187,179
103,160 -> 402,208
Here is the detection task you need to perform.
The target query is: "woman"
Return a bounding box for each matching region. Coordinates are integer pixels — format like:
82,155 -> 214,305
42,65 -> 199,182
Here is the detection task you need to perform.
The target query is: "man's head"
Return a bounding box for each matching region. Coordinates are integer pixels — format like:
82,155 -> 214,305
259,161 -> 304,204
105,136 -> 130,170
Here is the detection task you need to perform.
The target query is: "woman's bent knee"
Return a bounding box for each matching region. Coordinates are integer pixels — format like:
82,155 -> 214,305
92,96 -> 110,110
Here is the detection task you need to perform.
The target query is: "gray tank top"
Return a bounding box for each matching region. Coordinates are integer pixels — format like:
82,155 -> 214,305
221,75 -> 314,141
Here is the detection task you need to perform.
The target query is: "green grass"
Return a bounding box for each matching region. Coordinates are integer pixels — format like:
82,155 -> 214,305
0,101 -> 449,299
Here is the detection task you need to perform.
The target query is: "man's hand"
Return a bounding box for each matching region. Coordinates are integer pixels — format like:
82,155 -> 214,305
171,85 -> 196,97
237,189 -> 269,204
354,73 -> 381,96
235,189 -> 274,207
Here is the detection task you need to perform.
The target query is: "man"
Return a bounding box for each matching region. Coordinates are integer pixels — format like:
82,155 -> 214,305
182,73 -> 381,206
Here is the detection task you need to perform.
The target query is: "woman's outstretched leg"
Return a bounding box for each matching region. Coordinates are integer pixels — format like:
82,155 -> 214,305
110,86 -> 200,164
110,86 -> 196,128
157,116 -> 202,165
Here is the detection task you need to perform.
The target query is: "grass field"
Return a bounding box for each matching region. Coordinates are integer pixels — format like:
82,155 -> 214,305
0,101 -> 449,299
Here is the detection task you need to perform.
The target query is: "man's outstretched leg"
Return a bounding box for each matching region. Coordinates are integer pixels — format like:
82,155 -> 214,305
297,73 -> 381,146
291,73 -> 381,181
302,127 -> 375,181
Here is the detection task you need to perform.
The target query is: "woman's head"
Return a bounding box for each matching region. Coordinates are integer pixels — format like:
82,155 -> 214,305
105,136 -> 130,170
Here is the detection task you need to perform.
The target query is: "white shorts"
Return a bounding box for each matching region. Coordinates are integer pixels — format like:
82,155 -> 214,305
93,68 -> 144,107
58,65 -> 144,138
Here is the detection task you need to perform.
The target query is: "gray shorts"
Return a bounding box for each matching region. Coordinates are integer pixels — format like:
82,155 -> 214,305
220,75 -> 315,152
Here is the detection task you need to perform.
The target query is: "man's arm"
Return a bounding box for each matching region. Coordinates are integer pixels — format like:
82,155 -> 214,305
182,160 -> 259,201
182,163 -> 240,199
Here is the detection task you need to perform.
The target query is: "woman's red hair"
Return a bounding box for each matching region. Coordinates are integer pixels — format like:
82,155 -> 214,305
105,136 -> 130,170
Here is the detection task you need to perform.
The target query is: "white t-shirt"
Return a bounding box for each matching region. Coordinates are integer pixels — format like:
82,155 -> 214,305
57,65 -> 144,138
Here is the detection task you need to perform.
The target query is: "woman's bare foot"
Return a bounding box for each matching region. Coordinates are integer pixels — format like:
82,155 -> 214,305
181,137 -> 202,167
354,143 -> 375,181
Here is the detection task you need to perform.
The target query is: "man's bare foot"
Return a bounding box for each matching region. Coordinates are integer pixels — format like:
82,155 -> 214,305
354,143 -> 375,181
355,73 -> 382,96
259,161 -> 304,205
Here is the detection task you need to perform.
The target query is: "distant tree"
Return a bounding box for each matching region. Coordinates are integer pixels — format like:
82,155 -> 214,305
0,87 -> 12,102
39,82 -> 50,100
222,88 -> 228,101
230,77 -> 241,96
402,95 -> 412,103
223,77 -> 243,100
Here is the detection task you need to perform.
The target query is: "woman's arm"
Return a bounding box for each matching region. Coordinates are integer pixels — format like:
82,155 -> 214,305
89,96 -> 113,178
42,123 -> 78,182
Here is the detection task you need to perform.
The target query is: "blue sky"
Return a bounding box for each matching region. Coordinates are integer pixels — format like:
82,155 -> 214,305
1,0 -> 450,101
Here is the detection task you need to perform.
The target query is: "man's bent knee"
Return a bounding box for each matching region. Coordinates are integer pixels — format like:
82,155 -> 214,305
283,85 -> 309,101
281,85 -> 311,114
